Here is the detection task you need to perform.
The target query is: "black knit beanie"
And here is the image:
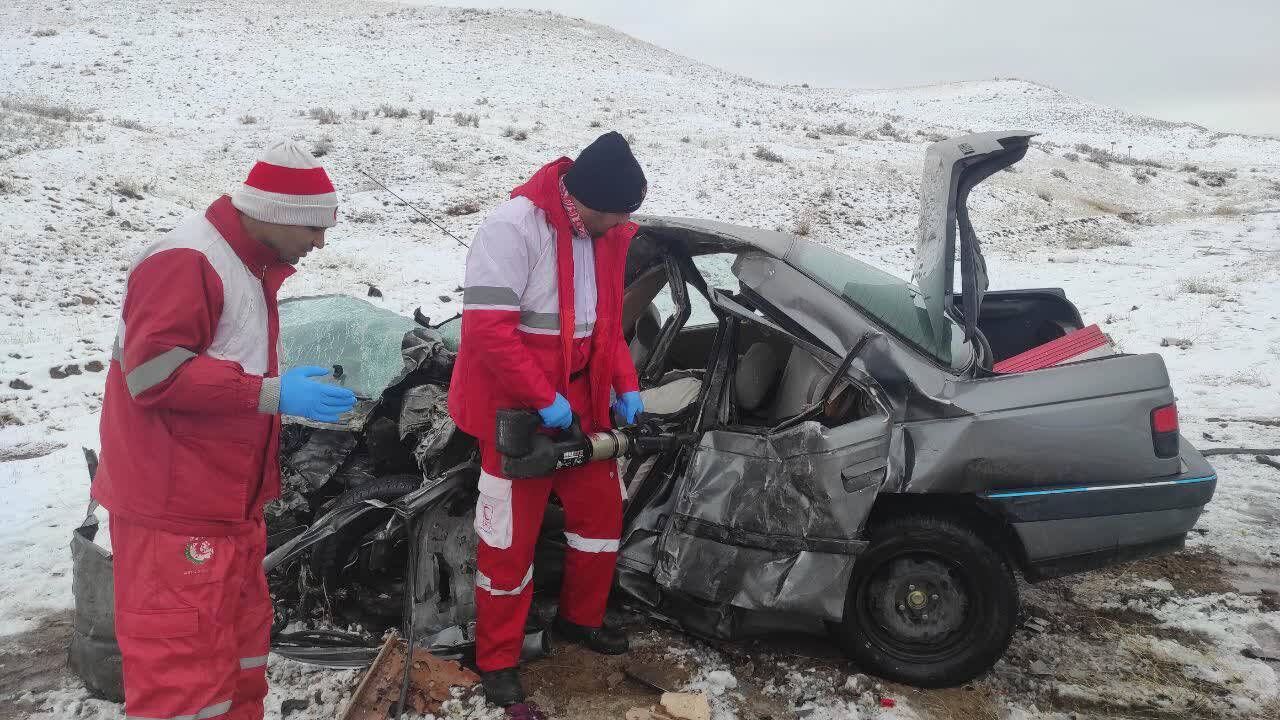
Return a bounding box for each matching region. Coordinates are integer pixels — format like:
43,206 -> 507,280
562,131 -> 647,213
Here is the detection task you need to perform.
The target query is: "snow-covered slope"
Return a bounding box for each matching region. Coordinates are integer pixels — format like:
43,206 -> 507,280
2,2 -> 1278,719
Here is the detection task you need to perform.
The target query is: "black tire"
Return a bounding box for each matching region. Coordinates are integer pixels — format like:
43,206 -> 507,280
832,514 -> 1018,688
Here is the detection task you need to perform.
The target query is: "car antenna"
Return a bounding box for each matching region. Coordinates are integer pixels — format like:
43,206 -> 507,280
355,166 -> 470,250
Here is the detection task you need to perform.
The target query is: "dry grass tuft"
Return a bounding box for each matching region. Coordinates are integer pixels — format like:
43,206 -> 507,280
311,135 -> 333,157
112,177 -> 151,200
377,104 -> 411,119
1083,198 -> 1131,216
792,211 -> 813,236
895,685 -> 1001,720
308,107 -> 340,124
754,146 -> 783,163
1,96 -> 89,122
444,200 -> 481,216
1063,230 -> 1132,250
1176,277 -> 1225,295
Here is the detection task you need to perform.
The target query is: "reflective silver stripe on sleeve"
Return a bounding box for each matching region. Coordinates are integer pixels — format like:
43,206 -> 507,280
127,698 -> 232,720
257,377 -> 280,415
125,347 -> 198,398
464,285 -> 521,306
519,311 -> 560,329
516,314 -> 594,337
563,532 -> 620,553
239,654 -> 269,670
476,566 -> 534,596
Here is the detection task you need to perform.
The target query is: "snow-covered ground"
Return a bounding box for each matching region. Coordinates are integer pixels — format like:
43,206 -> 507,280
2,1 -> 1278,718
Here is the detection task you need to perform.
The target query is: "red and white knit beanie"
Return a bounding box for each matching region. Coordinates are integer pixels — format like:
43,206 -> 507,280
231,140 -> 339,227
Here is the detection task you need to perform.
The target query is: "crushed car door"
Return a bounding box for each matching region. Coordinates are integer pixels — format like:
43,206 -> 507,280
651,291 -> 891,622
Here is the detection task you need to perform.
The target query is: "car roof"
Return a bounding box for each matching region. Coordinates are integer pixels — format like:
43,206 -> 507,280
633,215 -> 798,260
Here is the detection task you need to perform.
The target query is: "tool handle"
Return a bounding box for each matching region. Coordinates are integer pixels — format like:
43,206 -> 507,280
496,409 -> 587,459
495,408 -> 543,458
561,414 -> 587,443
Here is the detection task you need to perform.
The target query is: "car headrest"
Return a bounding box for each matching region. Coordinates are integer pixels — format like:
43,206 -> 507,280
630,304 -> 663,369
734,342 -> 779,411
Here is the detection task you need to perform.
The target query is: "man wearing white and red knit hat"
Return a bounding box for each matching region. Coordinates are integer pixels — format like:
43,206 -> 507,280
93,140 -> 355,720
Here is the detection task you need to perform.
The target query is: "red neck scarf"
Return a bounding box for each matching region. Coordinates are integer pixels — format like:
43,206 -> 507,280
559,178 -> 590,239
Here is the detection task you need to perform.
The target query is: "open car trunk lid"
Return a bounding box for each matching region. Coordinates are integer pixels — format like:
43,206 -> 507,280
912,131 -> 1036,355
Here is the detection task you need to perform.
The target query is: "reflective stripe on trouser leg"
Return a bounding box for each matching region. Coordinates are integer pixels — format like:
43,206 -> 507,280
475,440 -> 553,673
563,532 -> 620,553
126,699 -> 232,720
108,516 -> 241,720
238,656 -> 268,670
554,455 -> 623,628
230,519 -> 271,720
476,565 -> 534,595
475,551 -> 540,672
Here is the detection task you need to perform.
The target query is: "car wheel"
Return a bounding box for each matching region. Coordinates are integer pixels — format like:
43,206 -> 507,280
833,514 -> 1018,688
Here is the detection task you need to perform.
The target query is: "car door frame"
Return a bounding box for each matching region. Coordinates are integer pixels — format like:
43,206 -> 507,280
648,288 -> 897,621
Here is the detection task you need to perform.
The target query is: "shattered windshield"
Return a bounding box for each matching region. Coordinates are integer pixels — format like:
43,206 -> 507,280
786,243 -> 958,366
280,295 -> 422,399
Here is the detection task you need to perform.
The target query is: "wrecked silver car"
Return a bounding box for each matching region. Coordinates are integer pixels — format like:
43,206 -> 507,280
262,131 -> 1216,687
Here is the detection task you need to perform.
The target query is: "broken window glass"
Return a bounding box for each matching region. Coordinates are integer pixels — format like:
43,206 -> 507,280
279,295 -> 419,399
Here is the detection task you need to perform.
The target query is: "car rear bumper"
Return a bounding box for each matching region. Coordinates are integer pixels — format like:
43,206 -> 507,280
982,436 -> 1216,580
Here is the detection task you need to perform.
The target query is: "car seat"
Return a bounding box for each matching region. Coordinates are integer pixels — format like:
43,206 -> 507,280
629,303 -> 663,370
769,347 -> 832,422
734,342 -> 780,421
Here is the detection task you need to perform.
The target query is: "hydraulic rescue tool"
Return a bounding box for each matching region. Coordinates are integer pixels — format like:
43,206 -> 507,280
495,408 -> 683,478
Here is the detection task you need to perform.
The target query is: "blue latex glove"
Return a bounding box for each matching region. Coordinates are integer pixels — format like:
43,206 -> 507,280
538,393 -> 573,429
612,390 -> 644,425
280,366 -> 357,423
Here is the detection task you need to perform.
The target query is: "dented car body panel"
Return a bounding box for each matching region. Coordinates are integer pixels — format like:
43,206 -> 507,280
265,131 -> 1215,665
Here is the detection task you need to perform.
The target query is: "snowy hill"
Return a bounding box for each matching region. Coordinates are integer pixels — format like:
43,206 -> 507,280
1,2 -> 1278,719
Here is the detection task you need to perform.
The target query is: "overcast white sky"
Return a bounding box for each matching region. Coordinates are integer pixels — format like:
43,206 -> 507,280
424,0 -> 1280,137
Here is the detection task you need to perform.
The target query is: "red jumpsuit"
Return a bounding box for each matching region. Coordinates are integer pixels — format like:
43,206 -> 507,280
448,159 -> 639,672
94,196 -> 293,720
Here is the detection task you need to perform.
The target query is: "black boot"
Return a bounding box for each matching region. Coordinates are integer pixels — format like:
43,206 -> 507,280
481,667 -> 525,707
552,615 -> 629,655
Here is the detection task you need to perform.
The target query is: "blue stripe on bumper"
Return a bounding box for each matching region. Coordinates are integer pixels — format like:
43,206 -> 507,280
985,474 -> 1217,499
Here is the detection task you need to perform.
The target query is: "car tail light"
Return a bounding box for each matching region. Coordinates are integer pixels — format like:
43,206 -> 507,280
1151,403 -> 1179,458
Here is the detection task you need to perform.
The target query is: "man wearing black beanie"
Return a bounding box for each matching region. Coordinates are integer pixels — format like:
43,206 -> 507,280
449,132 -> 648,718
562,131 -> 648,223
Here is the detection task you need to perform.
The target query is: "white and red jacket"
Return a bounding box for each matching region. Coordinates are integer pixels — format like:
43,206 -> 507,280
93,196 -> 293,537
448,158 -> 640,441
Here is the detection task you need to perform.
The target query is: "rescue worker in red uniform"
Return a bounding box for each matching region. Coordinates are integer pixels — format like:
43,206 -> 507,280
448,132 -> 648,716
93,141 -> 356,720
